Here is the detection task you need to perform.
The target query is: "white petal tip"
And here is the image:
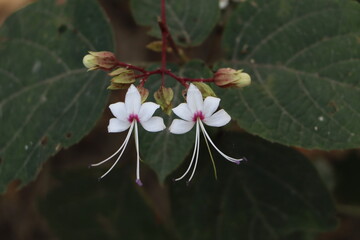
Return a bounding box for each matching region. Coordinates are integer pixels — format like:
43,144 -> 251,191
141,117 -> 166,132
108,118 -> 131,133
169,119 -> 194,134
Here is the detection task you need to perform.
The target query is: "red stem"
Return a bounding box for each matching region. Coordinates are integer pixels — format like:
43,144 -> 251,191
103,0 -> 215,88
133,69 -> 213,86
113,60 -> 214,87
160,0 -> 167,85
116,62 -> 146,73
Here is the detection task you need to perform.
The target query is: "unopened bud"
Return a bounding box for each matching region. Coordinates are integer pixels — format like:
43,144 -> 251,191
82,51 -> 117,71
146,41 -> 172,53
107,83 -> 131,90
192,82 -> 216,98
109,68 -> 135,84
154,86 -> 174,115
137,85 -> 149,103
214,68 -> 251,88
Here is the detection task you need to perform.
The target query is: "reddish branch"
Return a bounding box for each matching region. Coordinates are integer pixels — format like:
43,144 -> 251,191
109,0 -> 215,88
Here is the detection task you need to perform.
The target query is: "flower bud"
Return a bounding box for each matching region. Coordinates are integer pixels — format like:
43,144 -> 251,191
154,86 -> 174,115
137,85 -> 149,103
192,82 -> 216,98
214,68 -> 251,88
109,68 -> 135,84
82,51 -> 117,71
107,83 -> 131,90
146,41 -> 172,53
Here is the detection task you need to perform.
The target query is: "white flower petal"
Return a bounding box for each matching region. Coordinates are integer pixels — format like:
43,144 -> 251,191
203,109 -> 231,127
169,119 -> 195,134
125,84 -> 141,114
138,102 -> 160,122
219,0 -> 229,9
108,118 -> 131,132
186,84 -> 203,113
203,96 -> 220,118
140,116 -> 166,132
109,102 -> 128,122
172,103 -> 193,121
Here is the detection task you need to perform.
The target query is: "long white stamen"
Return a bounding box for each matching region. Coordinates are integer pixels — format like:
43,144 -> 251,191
199,121 -> 245,164
188,121 -> 201,182
91,123 -> 134,167
97,122 -> 135,179
134,121 -> 142,186
174,121 -> 200,181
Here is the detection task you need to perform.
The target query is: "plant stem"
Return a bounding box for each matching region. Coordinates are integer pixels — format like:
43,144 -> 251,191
117,62 -> 146,73
104,0 -> 214,88
158,21 -> 188,63
160,0 -> 167,86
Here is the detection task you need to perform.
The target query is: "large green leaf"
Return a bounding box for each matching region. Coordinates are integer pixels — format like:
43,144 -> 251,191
170,132 -> 337,240
0,0 -> 113,193
219,0 -> 360,150
130,0 -> 220,47
140,60 -> 212,182
40,168 -> 169,240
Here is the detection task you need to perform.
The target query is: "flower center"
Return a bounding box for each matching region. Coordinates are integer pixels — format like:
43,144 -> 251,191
192,111 -> 205,121
128,113 -> 139,123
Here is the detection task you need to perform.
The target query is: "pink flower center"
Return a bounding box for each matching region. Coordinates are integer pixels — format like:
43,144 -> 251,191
128,113 -> 139,123
192,111 -> 205,121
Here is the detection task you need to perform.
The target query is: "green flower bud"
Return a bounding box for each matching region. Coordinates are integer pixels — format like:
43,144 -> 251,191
154,86 -> 174,115
192,82 -> 217,98
110,68 -> 135,84
82,54 -> 98,70
214,68 -> 251,88
137,85 -> 149,103
82,51 -> 117,71
146,41 -> 172,53
107,82 -> 131,90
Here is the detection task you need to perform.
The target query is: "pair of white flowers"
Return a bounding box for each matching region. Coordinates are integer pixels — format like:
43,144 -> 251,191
91,84 -> 245,185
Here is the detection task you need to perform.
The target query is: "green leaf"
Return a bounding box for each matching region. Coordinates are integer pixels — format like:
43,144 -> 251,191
130,0 -> 220,47
40,168 -> 169,239
140,60 -> 212,182
0,0 -> 113,193
220,0 -> 360,150
170,132 -> 337,240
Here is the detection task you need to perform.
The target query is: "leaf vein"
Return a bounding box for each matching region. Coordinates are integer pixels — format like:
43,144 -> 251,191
0,69 -> 86,107
167,3 -> 191,44
245,8 -> 337,61
11,38 -> 71,71
10,71 -> 96,180
296,75 -> 355,137
252,67 -> 330,142
284,33 -> 357,66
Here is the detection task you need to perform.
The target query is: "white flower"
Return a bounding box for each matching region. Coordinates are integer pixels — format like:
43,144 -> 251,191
91,85 -> 165,186
169,84 -> 246,182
